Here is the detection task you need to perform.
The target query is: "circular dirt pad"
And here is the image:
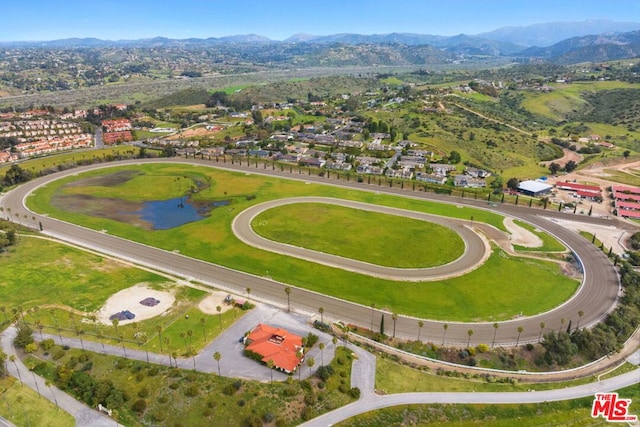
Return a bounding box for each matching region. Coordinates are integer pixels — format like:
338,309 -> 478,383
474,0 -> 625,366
96,283 -> 176,325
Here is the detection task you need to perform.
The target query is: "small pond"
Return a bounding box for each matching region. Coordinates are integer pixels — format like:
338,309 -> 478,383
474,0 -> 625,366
136,197 -> 230,230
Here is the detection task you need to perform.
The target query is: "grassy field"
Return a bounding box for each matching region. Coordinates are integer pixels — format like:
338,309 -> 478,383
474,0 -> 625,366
512,219 -> 568,252
0,235 -> 167,313
25,163 -> 579,321
26,344 -> 356,426
0,377 -> 74,427
252,203 -> 465,268
338,384 -> 639,427
0,146 -> 140,177
375,356 -> 638,394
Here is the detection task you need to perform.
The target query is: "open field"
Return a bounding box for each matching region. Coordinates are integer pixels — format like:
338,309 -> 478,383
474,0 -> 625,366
0,146 -> 140,177
374,357 -> 638,394
0,377 -> 74,427
338,382 -> 640,427
0,236 -> 167,313
24,163 -> 580,321
251,202 -> 465,268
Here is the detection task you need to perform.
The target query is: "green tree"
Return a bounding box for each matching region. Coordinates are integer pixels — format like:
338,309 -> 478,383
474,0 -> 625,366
506,178 -> 520,191
516,326 -> 524,346
214,351 -> 222,376
449,150 -> 461,164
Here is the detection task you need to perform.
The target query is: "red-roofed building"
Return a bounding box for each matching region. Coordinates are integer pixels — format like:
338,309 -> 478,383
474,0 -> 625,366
555,181 -> 601,194
245,324 -> 304,373
618,209 -> 640,219
102,131 -> 133,144
612,186 -> 640,197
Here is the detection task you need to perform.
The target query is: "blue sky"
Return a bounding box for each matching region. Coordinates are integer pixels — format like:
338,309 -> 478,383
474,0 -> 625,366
2,0 -> 639,41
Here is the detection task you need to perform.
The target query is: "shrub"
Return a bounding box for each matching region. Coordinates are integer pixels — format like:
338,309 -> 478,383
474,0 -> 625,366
147,366 -> 159,377
315,365 -> 334,381
137,388 -> 149,398
222,384 -> 236,396
51,348 -> 66,361
41,339 -> 55,351
132,399 -> 147,413
476,343 -> 489,353
338,383 -> 349,393
184,385 -> 199,397
237,399 -> 246,407
24,343 -> 37,353
349,387 -> 361,399
169,382 -> 180,390
304,393 -> 317,405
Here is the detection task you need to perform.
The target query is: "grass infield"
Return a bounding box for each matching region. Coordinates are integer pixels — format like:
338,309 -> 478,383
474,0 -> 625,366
251,202 -> 465,268
26,163 -> 579,321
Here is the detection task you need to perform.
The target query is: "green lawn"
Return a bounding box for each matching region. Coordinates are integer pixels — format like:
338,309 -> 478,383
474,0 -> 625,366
0,236 -> 166,314
252,203 -> 464,268
25,163 -> 579,321
0,377 -> 74,427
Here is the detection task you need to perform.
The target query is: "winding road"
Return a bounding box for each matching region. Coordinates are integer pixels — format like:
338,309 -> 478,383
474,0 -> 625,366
0,157 -> 630,347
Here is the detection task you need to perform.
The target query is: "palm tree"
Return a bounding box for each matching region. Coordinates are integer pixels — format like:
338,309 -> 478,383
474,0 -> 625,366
97,330 -> 106,353
245,287 -> 251,304
306,357 -> 315,376
214,351 -> 222,376
9,355 -> 21,384
538,322 -> 546,343
391,313 -> 398,338
187,329 -> 194,354
157,325 -> 163,351
576,310 -> 584,330
319,342 -> 325,365
319,307 -> 325,325
442,323 -> 448,345
111,318 -> 119,337
559,317 -> 566,333
180,332 -> 187,354
77,328 -> 85,352
492,323 -> 499,348
370,303 -> 375,331
417,321 -> 424,341
15,395 -> 29,426
284,287 -> 292,312
466,329 -> 474,348
164,337 -> 172,367
516,326 -> 524,346
0,306 -> 6,323
119,335 -> 127,357
46,380 -> 59,408
200,317 -> 207,342
267,359 -> 275,383
216,306 -> 222,330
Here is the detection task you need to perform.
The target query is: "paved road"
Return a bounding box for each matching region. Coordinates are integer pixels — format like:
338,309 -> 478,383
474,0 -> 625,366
301,367 -> 640,427
232,196 -> 489,281
0,158 -> 629,347
0,327 -> 120,427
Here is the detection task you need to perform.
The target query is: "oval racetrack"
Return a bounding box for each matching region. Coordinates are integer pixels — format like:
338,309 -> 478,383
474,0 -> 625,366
0,158 -> 625,346
232,196 -> 490,281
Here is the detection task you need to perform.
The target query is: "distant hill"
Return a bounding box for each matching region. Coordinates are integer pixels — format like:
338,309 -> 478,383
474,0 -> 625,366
3,20 -> 640,66
520,30 -> 640,64
478,19 -> 640,47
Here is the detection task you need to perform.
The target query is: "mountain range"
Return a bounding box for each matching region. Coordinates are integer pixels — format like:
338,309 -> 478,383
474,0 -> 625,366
2,20 -> 640,65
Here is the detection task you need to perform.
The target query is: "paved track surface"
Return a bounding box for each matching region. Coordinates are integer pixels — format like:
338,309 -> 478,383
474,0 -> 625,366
232,196 -> 489,281
0,158 -> 632,347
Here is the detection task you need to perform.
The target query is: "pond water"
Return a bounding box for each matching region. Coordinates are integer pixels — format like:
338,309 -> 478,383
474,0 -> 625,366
137,197 -> 230,230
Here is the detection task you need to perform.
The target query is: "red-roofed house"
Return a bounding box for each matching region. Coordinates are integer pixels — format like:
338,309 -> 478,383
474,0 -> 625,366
555,181 -> 601,194
245,324 -> 304,373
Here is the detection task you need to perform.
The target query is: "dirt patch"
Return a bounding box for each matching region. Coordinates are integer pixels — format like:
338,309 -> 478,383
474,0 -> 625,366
96,283 -> 176,325
542,216 -> 628,255
503,217 -> 543,248
51,194 -> 151,228
66,170 -> 141,187
198,291 -> 234,314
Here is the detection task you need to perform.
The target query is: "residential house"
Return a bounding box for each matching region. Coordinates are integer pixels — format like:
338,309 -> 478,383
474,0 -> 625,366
245,324 -> 304,373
